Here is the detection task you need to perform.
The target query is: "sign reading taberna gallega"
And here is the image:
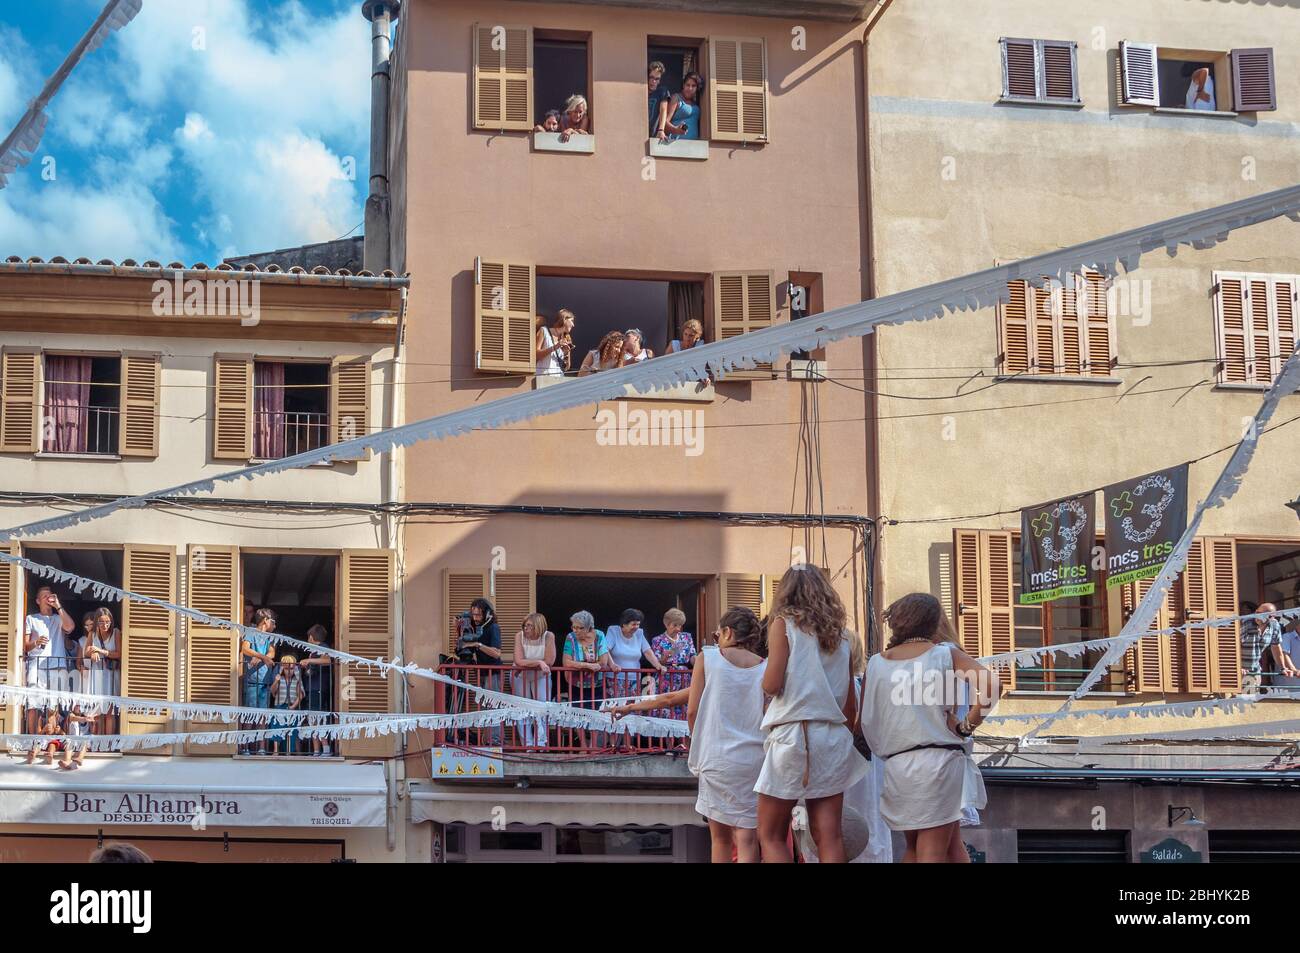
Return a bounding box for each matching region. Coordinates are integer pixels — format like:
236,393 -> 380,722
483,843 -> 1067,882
1103,464 -> 1189,589
1020,493 -> 1097,604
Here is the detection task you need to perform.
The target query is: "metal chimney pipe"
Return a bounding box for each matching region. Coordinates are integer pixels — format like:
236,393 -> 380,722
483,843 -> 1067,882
362,0 -> 400,274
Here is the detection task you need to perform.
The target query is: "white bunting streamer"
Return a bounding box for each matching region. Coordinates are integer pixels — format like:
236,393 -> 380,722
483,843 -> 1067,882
1076,718 -> 1300,745
4,185 -> 1299,543
1023,343 -> 1300,742
984,693 -> 1281,725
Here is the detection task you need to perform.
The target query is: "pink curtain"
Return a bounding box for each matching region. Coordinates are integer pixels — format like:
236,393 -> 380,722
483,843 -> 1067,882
43,356 -> 91,453
253,362 -> 286,459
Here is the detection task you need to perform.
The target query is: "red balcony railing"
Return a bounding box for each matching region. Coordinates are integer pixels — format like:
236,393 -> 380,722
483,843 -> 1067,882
433,664 -> 693,754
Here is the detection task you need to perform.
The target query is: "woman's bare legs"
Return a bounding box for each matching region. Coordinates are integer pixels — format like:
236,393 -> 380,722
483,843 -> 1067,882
757,794 -> 797,863
807,794 -> 847,863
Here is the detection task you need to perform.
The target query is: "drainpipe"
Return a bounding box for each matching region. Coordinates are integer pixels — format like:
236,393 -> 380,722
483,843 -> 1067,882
384,288 -> 408,855
362,0 -> 400,274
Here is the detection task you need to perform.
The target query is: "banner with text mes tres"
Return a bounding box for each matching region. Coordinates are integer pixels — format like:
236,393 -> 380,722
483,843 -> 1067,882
1103,464 -> 1188,588
1020,493 -> 1097,604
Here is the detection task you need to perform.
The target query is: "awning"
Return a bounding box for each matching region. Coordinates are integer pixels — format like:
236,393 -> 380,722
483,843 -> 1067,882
0,758 -> 387,828
408,784 -> 705,827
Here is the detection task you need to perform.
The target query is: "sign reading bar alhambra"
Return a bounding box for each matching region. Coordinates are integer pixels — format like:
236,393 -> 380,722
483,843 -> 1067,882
1020,493 -> 1097,604
0,790 -> 385,828
1104,464 -> 1189,588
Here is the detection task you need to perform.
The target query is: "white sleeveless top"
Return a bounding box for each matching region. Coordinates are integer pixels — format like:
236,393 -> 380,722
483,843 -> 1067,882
687,646 -> 766,776
761,619 -> 853,730
537,327 -> 565,376
519,634 -> 549,661
862,642 -> 962,758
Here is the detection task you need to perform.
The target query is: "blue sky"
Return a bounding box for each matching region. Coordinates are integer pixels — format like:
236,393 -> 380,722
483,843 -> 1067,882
0,0 -> 372,264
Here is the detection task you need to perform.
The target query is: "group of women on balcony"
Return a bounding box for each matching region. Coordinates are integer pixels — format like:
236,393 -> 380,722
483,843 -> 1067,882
535,308 -> 706,379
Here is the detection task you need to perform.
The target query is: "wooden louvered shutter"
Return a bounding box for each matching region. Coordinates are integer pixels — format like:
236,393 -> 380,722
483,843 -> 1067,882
1041,41 -> 1078,102
1058,278 -> 1083,376
1214,274 -> 1249,384
475,258 -> 535,374
444,570 -> 487,654
1120,41 -> 1159,106
1247,276 -> 1275,387
340,550 -> 395,757
1123,575 -> 1174,693
122,545 -> 177,740
1081,272 -> 1116,377
983,531 -> 1016,690
720,574 -> 766,626
212,355 -> 253,460
1231,48 -> 1275,112
953,530 -> 984,658
0,542 -> 15,735
118,353 -> 160,457
330,356 -> 371,460
1179,539 -> 1211,692
1032,280 -> 1057,374
1273,277 -> 1298,380
185,545 -> 238,752
1000,38 -> 1037,99
0,348 -> 39,454
999,281 -> 1032,375
1206,537 -> 1241,693
713,270 -> 776,379
767,574 -> 782,622
491,571 -> 534,662
709,37 -> 768,142
473,23 -> 532,131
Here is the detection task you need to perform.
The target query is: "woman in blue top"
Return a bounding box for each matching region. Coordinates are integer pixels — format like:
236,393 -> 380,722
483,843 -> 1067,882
563,610 -> 612,749
657,72 -> 702,142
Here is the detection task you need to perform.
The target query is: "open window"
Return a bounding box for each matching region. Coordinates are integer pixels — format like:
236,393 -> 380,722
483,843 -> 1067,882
41,354 -> 120,455
532,29 -> 593,152
787,271 -> 827,378
1121,42 -> 1276,114
648,38 -> 709,159
253,361 -> 329,459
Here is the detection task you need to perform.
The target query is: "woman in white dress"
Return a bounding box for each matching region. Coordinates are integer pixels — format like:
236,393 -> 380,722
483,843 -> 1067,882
862,592 -> 1000,863
756,564 -> 869,863
84,607 -> 122,735
535,310 -> 574,378
611,605 -> 768,862
511,613 -> 555,748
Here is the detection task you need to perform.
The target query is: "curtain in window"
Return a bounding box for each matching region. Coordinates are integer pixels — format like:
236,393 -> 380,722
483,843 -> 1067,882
43,355 -> 91,453
253,362 -> 286,459
667,281 -> 704,348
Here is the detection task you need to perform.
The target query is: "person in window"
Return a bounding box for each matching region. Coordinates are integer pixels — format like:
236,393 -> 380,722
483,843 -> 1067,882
535,108 -> 562,133
647,60 -> 672,137
1185,66 -> 1216,111
536,309 -> 575,378
559,94 -> 589,142
268,652 -> 304,756
1242,602 -> 1287,690
1276,618 -> 1300,689
563,611 -> 612,747
85,607 -> 122,736
26,708 -> 67,767
74,612 -> 95,696
622,328 -> 653,364
578,330 -> 625,375
240,608 -> 278,755
512,612 -> 556,748
657,71 -> 702,142
63,705 -> 92,770
23,586 -> 75,735
605,608 -> 665,704
668,318 -> 704,353
650,608 -> 697,718
299,624 -> 335,757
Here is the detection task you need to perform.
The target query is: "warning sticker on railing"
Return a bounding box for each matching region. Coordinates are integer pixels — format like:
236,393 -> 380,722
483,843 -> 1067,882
431,748 -> 502,778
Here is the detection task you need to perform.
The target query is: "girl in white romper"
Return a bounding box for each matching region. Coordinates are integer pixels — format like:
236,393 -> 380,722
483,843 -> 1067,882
862,592 -> 1000,863
610,605 -> 768,862
756,564 -> 868,863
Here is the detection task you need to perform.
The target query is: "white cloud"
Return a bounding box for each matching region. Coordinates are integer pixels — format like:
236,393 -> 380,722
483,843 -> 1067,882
0,181 -> 181,262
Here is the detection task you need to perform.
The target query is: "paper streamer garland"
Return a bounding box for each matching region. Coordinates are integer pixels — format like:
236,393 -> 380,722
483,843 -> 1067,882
984,694 -> 1275,725
1023,343 -> 1300,742
4,185 -> 1300,544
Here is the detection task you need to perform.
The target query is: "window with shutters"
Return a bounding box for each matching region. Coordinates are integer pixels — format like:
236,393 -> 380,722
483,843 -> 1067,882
1120,43 -> 1276,114
997,273 -> 1118,379
647,38 -> 708,159
1213,272 -> 1299,389
39,354 -> 121,456
713,270 -> 777,379
473,23 -> 533,132
999,38 -> 1079,106
252,361 -> 330,460
532,30 -> 593,152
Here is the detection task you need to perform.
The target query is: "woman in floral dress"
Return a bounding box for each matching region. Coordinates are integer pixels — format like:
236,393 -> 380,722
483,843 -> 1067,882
650,608 -> 697,719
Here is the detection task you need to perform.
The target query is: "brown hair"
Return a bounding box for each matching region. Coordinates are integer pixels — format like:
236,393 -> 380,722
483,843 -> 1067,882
769,565 -> 847,655
597,330 -> 625,365
94,606 -> 116,631
882,592 -> 956,650
719,606 -> 766,657
90,842 -> 153,863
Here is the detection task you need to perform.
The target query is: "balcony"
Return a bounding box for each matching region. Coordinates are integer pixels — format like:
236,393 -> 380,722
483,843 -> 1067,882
505,0 -> 873,21
40,404 -> 118,456
253,409 -> 329,459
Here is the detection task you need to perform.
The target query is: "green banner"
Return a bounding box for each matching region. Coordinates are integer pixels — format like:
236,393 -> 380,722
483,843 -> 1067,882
1020,493 -> 1097,604
1103,465 -> 1189,589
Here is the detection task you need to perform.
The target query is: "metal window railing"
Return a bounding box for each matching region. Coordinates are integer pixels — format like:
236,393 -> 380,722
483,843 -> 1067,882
238,665 -> 336,756
20,653 -> 120,735
254,409 -> 328,459
40,403 -> 119,455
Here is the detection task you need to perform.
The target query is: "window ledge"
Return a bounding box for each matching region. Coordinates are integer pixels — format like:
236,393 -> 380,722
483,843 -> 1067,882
647,138 -> 709,160
1006,690 -> 1134,699
1213,382 -> 1273,392
996,97 -> 1084,109
994,374 -> 1123,385
35,451 -> 121,461
249,457 -> 336,468
532,131 -> 595,154
1153,107 -> 1238,118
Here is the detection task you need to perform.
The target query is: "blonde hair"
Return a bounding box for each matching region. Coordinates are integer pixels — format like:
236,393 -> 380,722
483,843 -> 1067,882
563,94 -> 588,116
523,612 -> 549,639
663,607 -> 686,628
555,308 -> 575,327
770,564 -> 848,655
682,318 -> 704,338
